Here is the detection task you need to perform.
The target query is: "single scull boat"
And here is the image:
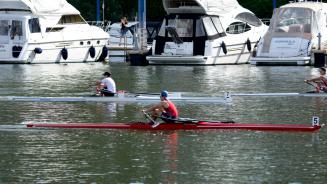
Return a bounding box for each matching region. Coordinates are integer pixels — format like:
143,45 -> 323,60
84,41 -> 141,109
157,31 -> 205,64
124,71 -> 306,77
231,92 -> 327,97
0,92 -> 231,103
26,119 -> 322,132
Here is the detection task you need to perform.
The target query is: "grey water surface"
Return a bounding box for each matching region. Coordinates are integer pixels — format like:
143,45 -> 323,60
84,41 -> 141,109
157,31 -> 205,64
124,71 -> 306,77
0,63 -> 326,183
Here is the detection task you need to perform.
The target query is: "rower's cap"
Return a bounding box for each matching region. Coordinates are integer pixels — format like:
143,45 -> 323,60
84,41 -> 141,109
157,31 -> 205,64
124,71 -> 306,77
103,72 -> 111,76
160,90 -> 168,98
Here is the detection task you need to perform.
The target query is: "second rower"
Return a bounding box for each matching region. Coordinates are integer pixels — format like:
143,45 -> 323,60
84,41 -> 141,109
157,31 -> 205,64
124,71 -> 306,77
305,67 -> 327,93
98,72 -> 117,96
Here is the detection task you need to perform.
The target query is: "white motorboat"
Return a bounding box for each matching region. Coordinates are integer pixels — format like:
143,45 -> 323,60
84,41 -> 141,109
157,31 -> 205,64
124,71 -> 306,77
146,0 -> 268,65
250,1 -> 327,66
0,0 -> 109,64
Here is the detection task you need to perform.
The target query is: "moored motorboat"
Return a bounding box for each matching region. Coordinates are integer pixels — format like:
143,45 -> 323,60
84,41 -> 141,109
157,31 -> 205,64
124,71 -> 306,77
250,1 -> 327,66
0,0 -> 109,64
146,0 -> 268,65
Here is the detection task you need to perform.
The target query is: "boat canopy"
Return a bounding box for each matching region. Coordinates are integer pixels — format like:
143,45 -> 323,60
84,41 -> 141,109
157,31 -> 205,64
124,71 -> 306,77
0,0 -> 80,15
0,0 -> 83,28
162,0 -> 241,15
260,7 -> 317,54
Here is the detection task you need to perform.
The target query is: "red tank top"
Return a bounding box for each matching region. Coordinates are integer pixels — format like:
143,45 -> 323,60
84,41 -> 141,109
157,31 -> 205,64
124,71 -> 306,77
165,100 -> 178,118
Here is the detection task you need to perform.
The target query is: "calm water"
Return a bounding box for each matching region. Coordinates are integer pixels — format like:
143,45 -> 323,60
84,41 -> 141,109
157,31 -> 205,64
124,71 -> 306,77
0,63 -> 326,183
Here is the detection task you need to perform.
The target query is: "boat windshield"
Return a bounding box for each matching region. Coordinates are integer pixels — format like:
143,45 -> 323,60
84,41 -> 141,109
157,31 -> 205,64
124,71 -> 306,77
258,7 -> 317,56
271,7 -> 314,35
158,15 -> 226,39
167,18 -> 193,38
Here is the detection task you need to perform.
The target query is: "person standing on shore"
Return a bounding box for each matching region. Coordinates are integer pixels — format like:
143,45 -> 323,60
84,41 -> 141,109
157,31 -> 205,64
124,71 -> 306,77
119,17 -> 128,46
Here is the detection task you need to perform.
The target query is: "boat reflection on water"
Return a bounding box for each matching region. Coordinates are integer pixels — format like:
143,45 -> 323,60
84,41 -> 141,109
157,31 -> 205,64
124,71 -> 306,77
162,132 -> 179,183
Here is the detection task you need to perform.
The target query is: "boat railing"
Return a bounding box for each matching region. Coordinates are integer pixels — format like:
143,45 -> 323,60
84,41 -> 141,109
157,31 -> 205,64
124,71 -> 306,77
87,21 -> 111,31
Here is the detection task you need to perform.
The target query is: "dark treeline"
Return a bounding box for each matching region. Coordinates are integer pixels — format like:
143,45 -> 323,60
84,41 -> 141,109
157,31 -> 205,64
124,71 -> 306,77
68,0 -> 297,22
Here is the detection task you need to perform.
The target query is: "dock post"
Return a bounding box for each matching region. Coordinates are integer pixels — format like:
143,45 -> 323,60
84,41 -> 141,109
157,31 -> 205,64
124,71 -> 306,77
129,0 -> 149,66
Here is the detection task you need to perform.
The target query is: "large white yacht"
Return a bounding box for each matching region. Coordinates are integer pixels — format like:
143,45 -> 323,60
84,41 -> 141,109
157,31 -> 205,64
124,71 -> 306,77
0,0 -> 109,64
250,1 -> 327,66
146,0 -> 268,65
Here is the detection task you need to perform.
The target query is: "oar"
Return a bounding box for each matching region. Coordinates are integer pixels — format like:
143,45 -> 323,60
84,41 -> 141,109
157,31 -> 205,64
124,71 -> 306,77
142,111 -> 161,128
305,81 -> 317,88
305,81 -> 319,93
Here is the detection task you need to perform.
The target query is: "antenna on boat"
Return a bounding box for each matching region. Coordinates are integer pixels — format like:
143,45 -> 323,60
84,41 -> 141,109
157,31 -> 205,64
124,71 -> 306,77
102,0 -> 105,23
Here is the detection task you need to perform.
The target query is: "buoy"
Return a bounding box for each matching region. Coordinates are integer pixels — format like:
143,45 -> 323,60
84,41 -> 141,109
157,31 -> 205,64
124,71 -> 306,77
61,48 -> 68,60
221,41 -> 227,55
34,47 -> 42,54
89,46 -> 96,58
246,38 -> 252,52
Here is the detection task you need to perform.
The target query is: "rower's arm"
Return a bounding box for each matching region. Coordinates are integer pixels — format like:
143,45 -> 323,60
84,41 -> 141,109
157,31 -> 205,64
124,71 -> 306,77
144,102 -> 164,112
305,77 -> 321,82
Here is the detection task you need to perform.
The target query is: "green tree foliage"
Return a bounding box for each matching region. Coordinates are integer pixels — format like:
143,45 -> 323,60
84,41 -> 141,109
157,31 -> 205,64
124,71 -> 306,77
239,0 -> 289,18
67,0 -> 165,22
67,0 -> 295,22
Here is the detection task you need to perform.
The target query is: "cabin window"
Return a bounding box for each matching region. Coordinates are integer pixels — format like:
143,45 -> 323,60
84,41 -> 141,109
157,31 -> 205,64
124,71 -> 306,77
210,17 -> 226,37
58,15 -> 85,24
203,17 -> 217,36
11,20 -> 23,37
0,20 -> 9,36
196,19 -> 205,37
235,12 -> 262,27
28,18 -> 41,33
46,27 -> 64,32
226,22 -> 251,34
167,19 -> 193,37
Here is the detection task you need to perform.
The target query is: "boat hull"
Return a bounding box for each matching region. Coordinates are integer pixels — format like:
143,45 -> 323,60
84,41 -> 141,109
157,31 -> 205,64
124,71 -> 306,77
250,56 -> 311,66
147,51 -> 252,65
0,95 -> 229,103
26,122 -> 322,132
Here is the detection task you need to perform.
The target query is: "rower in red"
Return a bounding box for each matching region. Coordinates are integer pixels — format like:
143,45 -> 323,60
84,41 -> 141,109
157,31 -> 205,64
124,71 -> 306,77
142,90 -> 179,125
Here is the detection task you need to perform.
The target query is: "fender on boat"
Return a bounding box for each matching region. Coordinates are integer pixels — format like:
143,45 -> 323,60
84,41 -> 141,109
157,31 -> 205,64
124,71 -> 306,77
34,47 -> 42,54
221,41 -> 227,55
97,46 -> 108,61
12,45 -> 22,58
89,46 -> 96,58
246,38 -> 251,52
61,48 -> 68,60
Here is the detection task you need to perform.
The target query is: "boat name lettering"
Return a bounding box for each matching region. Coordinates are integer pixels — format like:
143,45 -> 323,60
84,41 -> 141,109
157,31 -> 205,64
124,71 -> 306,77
274,40 -> 296,45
